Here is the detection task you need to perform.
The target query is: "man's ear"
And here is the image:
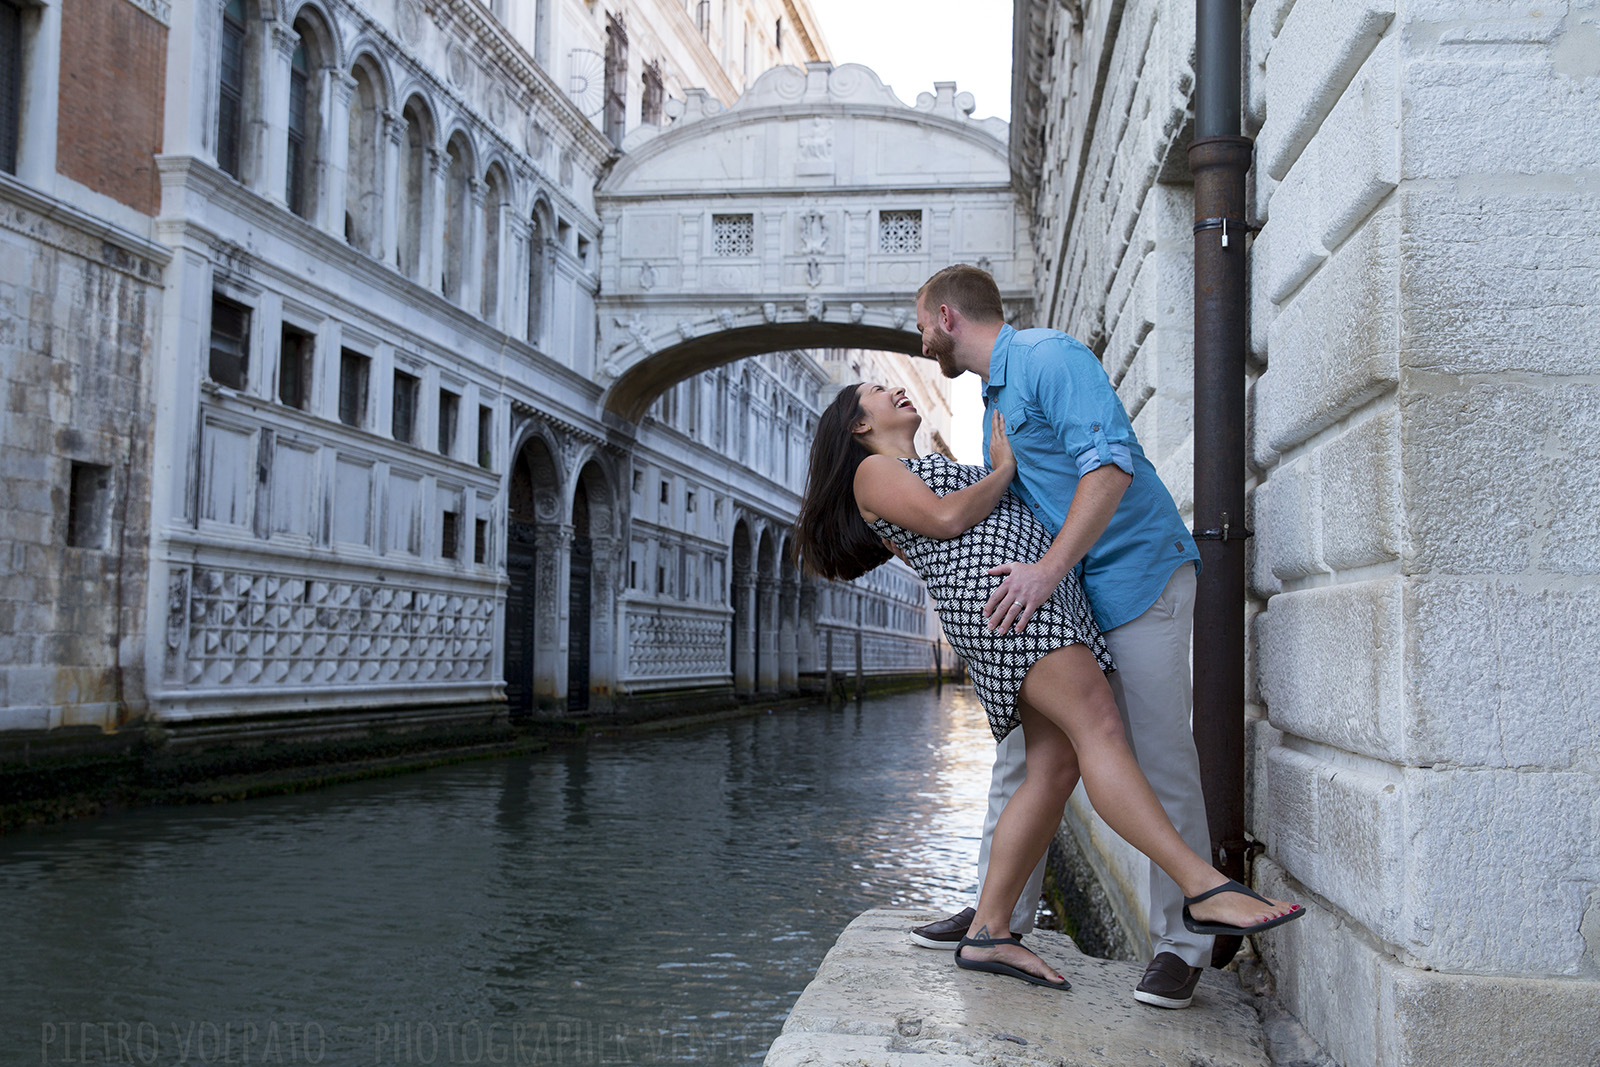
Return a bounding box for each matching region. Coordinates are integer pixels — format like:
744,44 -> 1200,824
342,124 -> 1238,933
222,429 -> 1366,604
939,303 -> 957,331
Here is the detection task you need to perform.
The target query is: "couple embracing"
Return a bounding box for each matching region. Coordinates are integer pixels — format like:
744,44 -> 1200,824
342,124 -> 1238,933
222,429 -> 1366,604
794,265 -> 1302,1005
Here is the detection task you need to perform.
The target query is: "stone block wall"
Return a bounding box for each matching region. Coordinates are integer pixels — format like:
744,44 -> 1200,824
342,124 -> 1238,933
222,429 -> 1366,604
1018,0 -> 1600,1061
0,180 -> 166,730
1246,2 -> 1599,1063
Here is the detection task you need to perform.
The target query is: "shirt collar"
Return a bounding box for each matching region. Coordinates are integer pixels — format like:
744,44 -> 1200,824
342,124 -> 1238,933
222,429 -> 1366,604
982,324 -> 1016,402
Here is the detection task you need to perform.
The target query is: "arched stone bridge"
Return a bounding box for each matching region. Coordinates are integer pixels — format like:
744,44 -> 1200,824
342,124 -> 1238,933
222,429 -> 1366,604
596,62 -> 1033,420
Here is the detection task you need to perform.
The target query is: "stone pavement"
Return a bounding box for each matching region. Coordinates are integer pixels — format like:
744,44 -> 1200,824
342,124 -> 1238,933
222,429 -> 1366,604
765,908 -> 1272,1067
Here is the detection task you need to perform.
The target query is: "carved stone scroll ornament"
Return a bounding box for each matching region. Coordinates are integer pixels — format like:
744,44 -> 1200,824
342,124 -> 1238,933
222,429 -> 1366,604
639,262 -> 656,290
800,209 -> 828,254
806,258 -> 822,288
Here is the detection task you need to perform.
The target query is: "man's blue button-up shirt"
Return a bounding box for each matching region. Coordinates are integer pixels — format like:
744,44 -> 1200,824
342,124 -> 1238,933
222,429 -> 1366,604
982,324 -> 1199,632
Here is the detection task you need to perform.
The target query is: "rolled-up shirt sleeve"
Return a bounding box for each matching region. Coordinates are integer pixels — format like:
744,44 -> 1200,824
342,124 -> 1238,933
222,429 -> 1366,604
1028,340 -> 1138,480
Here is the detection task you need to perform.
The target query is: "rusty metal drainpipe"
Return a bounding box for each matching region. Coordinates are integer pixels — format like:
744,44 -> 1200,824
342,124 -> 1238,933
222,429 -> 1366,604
1189,0 -> 1254,969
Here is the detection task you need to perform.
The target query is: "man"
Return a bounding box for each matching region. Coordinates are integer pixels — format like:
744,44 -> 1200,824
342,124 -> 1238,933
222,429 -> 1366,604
907,264 -> 1211,1010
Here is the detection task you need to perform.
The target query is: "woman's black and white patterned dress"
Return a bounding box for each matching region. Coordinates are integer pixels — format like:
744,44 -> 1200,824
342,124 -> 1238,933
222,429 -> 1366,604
868,454 -> 1113,743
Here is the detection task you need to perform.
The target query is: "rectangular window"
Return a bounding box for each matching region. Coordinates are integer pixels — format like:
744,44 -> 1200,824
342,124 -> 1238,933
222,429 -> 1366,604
477,404 -> 493,468
0,0 -> 21,175
392,369 -> 419,444
685,490 -> 695,514
66,463 -> 110,549
712,214 -> 754,257
208,295 -> 250,389
216,0 -> 245,179
437,389 -> 460,456
659,480 -> 669,505
338,349 -> 369,427
879,209 -> 924,254
278,326 -> 312,409
441,510 -> 459,559
473,518 -> 487,564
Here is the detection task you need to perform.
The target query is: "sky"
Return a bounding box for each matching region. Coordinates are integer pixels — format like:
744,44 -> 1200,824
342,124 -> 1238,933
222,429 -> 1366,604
802,0 -> 1015,462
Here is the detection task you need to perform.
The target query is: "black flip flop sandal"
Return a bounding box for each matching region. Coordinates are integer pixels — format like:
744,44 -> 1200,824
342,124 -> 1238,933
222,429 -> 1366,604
1182,878 -> 1306,936
954,935 -> 1071,991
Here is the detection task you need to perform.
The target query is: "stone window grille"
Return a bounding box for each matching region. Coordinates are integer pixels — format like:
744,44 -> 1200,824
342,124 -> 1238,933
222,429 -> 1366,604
66,463 -> 110,549
879,210 -> 923,254
713,214 -> 754,257
215,0 -> 246,179
278,325 -> 313,410
392,369 -> 419,444
437,389 -> 460,455
338,349 -> 370,427
474,518 -> 488,564
208,295 -> 250,389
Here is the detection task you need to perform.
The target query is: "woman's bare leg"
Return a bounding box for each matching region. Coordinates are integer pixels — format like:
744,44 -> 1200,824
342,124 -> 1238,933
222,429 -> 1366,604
1017,645 -> 1297,930
959,702 -> 1082,984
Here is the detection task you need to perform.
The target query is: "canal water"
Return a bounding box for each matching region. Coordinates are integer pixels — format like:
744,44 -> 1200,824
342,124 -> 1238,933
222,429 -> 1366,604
0,688 -> 1002,1066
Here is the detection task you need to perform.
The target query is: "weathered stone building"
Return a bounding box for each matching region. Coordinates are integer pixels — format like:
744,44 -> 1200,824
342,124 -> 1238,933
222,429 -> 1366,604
1013,0 -> 1599,1062
1,0 -> 971,738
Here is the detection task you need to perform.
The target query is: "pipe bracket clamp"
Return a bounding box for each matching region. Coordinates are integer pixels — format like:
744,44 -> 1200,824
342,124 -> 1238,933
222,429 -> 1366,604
1193,215 -> 1250,248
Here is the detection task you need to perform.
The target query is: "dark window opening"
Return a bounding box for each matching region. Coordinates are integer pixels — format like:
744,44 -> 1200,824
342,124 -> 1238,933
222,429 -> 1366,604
441,510 -> 459,559
775,17 -> 783,50
216,0 -> 245,178
477,404 -> 493,469
603,12 -> 628,147
659,480 -> 669,505
473,518 -> 487,564
67,463 -> 110,549
641,60 -> 664,126
278,326 -> 312,409
438,389 -> 460,456
208,295 -> 250,389
0,0 -> 23,176
392,369 -> 419,444
338,349 -> 369,427
286,39 -> 310,217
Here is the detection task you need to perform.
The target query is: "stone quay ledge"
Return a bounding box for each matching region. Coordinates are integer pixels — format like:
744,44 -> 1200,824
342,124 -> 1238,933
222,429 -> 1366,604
766,907 -> 1271,1067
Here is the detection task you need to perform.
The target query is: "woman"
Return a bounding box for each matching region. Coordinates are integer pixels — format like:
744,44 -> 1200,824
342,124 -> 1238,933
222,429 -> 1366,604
795,383 -> 1302,990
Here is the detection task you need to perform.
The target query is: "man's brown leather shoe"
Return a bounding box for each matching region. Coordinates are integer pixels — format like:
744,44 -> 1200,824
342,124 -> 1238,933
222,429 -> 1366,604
1133,951 -> 1202,1008
909,908 -> 1024,949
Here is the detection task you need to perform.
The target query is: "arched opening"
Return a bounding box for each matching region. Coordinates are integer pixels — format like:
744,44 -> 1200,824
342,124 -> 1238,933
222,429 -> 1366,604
567,476 -> 591,712
216,0 -> 260,181
398,97 -> 431,280
344,57 -> 384,254
441,134 -> 473,301
481,164 -> 509,323
730,520 -> 752,695
527,199 -> 551,346
505,435 -> 560,716
756,529 -> 777,693
286,11 -> 332,220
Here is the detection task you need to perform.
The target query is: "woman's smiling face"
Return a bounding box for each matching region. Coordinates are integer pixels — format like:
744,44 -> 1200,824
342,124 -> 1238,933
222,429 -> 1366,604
854,382 -> 921,437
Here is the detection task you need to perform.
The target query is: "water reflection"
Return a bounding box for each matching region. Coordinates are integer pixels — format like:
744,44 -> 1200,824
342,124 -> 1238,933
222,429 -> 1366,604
0,688 -> 998,1065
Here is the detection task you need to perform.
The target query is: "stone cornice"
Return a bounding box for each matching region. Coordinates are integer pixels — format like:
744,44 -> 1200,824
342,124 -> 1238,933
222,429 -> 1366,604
0,173 -> 171,282
426,0 -> 616,164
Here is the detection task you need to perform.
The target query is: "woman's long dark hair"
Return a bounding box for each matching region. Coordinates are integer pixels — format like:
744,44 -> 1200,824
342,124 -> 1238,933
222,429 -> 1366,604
793,384 -> 892,581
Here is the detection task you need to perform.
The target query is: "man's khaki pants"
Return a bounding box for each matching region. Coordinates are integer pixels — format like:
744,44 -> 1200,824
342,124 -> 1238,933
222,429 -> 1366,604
973,565 -> 1213,967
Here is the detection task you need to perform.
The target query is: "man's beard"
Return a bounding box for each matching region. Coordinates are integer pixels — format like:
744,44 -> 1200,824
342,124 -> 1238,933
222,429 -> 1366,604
926,327 -> 960,378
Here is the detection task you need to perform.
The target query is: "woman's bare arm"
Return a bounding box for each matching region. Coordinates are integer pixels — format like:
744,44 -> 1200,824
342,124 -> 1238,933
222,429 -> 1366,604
855,410 -> 1016,539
